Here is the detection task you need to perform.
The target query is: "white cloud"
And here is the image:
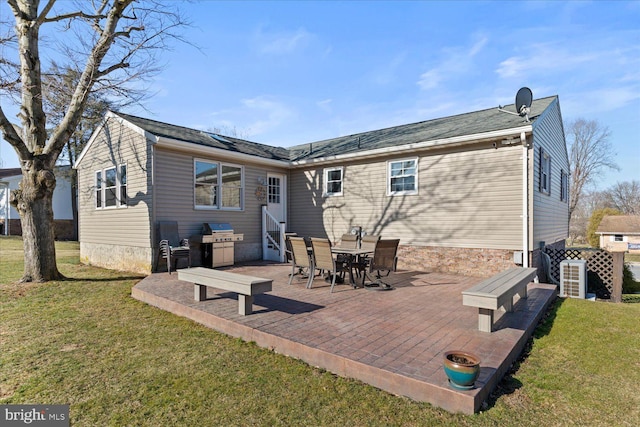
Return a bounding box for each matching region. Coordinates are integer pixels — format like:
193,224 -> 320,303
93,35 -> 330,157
417,34 -> 489,91
255,27 -> 312,55
241,96 -> 295,135
316,99 -> 332,113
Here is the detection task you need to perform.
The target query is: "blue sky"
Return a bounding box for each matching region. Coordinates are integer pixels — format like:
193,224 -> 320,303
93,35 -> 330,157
1,1 -> 638,190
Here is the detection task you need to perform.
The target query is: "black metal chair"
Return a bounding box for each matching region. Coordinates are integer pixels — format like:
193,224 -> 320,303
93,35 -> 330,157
157,221 -> 191,274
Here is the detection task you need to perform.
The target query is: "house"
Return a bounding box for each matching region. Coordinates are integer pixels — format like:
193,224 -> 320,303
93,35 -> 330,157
74,95 -> 570,276
596,215 -> 640,254
0,166 -> 75,239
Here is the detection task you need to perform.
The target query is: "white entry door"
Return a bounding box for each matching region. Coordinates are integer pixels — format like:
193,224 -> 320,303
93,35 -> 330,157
267,173 -> 286,223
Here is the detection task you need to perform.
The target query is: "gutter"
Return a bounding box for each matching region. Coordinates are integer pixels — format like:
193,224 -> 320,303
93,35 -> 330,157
521,131 -> 530,268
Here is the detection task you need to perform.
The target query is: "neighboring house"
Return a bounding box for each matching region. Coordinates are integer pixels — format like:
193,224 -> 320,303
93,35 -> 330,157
74,95 -> 570,276
596,215 -> 640,254
0,166 -> 75,239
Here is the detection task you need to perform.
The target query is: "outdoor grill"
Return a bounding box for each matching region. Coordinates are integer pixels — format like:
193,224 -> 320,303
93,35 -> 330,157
200,223 -> 244,267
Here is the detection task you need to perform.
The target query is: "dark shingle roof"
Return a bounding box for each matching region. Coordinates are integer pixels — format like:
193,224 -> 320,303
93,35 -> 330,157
113,96 -> 557,163
288,96 -> 557,161
114,112 -> 291,162
0,168 -> 22,179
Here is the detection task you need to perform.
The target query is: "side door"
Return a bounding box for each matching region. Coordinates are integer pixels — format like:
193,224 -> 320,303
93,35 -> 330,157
267,173 -> 286,223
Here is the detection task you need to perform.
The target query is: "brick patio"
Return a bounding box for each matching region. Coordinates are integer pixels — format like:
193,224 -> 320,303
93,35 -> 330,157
132,262 -> 556,414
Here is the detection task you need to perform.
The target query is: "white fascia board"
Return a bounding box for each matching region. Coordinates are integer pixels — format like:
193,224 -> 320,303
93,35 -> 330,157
154,136 -> 290,168
74,111 -> 157,169
290,125 -> 533,168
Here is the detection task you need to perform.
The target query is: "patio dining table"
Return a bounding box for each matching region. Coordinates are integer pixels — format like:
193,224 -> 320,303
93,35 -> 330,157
331,247 -> 374,287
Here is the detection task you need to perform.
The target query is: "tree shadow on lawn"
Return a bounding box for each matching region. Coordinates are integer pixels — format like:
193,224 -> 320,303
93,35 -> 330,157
483,297 -> 564,410
61,275 -> 145,283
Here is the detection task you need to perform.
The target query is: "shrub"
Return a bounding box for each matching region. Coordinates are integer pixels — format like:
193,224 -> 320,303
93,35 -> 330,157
586,208 -> 621,248
623,263 -> 640,294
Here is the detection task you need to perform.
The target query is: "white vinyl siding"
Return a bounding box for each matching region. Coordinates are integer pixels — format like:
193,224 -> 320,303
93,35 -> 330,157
154,148 -> 288,256
77,119 -> 152,249
289,145 -> 523,249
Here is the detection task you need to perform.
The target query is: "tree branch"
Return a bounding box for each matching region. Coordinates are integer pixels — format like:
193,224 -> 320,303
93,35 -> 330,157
43,11 -> 108,24
0,106 -> 29,158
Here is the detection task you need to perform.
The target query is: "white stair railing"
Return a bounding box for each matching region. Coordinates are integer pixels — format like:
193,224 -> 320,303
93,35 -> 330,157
262,206 -> 286,262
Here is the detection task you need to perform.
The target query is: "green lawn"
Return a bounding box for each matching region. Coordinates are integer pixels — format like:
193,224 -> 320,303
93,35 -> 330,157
2,236 -> 639,426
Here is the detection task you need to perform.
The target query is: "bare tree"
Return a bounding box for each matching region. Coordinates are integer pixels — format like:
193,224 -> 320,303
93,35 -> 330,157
566,118 -> 619,225
43,63 -> 116,240
603,180 -> 640,215
0,0 -> 187,282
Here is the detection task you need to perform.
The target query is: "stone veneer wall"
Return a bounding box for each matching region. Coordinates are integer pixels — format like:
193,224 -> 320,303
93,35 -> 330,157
397,245 -> 519,278
80,242 -> 152,275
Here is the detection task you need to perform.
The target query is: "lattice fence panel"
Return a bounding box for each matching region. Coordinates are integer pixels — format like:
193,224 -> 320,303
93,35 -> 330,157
544,248 -> 614,299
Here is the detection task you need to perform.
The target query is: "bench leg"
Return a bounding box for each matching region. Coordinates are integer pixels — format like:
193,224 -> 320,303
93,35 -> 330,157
518,285 -> 528,300
478,308 -> 493,333
238,295 -> 253,315
503,299 -> 513,312
194,284 -> 207,301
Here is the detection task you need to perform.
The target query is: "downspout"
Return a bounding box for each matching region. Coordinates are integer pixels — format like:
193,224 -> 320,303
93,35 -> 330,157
521,131 -> 529,268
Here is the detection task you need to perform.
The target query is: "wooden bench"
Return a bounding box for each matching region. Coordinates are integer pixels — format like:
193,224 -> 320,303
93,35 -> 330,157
462,267 -> 537,332
178,267 -> 272,315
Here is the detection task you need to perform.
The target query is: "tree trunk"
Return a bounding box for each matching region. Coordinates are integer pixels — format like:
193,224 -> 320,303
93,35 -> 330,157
10,159 -> 63,282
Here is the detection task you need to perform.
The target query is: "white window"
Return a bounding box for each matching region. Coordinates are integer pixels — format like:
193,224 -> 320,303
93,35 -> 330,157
268,176 -> 281,203
194,159 -> 243,210
539,148 -> 551,195
95,164 -> 127,209
324,167 -> 343,196
388,158 -> 418,195
95,171 -> 102,208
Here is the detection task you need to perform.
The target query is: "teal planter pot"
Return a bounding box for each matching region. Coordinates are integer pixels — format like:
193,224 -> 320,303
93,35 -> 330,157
443,351 -> 481,390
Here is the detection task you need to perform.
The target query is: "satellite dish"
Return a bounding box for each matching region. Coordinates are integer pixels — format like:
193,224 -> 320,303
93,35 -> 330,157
515,87 -> 532,119
498,87 -> 533,122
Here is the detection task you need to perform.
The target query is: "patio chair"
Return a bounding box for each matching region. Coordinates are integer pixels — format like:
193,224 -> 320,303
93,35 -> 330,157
157,221 -> 191,274
284,232 -> 298,263
363,239 -> 400,290
360,234 -> 380,252
355,234 -> 381,277
337,233 -> 358,249
310,237 -> 350,293
287,236 -> 314,288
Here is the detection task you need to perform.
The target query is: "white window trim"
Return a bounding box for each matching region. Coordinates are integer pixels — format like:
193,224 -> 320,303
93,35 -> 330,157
387,158 -> 418,196
323,166 -> 344,197
193,158 -> 244,211
95,163 -> 127,210
540,148 -> 551,195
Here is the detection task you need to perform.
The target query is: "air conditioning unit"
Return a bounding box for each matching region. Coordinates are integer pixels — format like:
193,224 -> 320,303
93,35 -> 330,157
559,260 -> 587,299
